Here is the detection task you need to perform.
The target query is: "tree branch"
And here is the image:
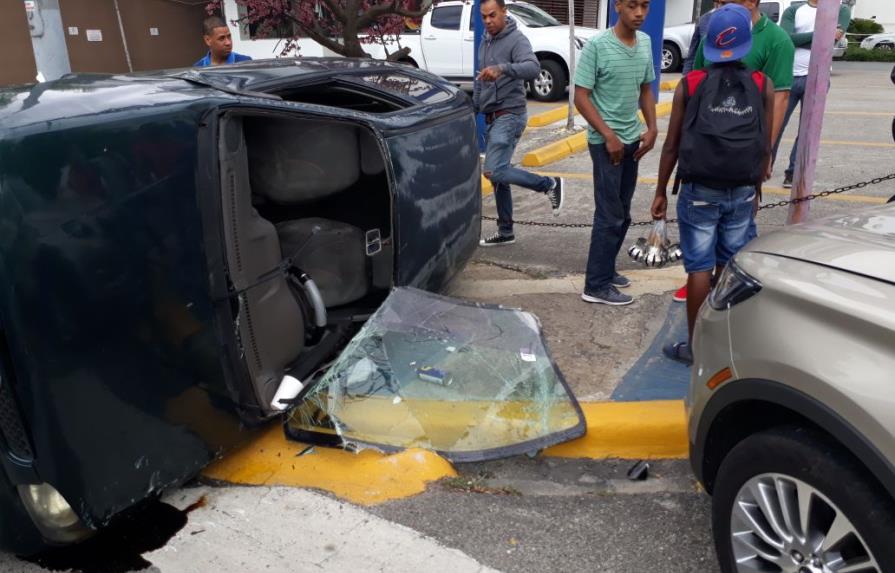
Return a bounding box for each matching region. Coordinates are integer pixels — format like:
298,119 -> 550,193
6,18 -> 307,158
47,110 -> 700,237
356,0 -> 432,30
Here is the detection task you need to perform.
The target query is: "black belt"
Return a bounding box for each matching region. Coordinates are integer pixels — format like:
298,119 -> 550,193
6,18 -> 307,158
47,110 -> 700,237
484,110 -> 513,124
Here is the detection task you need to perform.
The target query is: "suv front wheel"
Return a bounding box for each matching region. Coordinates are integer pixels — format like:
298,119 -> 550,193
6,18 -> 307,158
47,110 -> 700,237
712,427 -> 895,573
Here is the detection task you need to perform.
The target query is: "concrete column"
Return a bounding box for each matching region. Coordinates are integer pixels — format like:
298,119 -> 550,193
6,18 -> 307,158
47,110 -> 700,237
28,0 -> 72,81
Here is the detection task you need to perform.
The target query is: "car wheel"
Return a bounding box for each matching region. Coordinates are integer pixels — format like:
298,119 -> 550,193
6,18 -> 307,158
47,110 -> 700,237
662,42 -> 681,73
876,42 -> 894,51
712,427 -> 895,573
530,59 -> 566,102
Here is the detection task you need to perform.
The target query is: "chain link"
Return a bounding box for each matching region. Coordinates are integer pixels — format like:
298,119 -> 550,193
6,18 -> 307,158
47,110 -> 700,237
482,173 -> 895,229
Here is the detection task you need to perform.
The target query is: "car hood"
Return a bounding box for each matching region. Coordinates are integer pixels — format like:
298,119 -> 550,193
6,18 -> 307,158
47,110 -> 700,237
744,203 -> 895,284
867,33 -> 895,42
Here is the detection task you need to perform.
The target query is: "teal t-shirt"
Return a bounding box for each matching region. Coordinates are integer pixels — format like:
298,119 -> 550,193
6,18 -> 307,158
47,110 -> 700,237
574,29 -> 655,145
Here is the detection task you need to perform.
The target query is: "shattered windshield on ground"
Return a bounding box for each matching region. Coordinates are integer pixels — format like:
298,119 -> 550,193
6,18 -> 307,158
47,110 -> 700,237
287,288 -> 585,462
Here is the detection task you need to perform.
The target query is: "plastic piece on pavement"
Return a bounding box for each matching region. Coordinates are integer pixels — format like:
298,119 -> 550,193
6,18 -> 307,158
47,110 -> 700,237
627,460 -> 650,481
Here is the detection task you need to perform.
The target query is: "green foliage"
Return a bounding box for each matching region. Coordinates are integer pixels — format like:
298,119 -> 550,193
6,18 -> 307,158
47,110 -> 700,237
842,46 -> 895,62
847,18 -> 884,35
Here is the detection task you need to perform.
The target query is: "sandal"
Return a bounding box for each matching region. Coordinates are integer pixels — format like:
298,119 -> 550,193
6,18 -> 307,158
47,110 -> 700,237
663,341 -> 693,366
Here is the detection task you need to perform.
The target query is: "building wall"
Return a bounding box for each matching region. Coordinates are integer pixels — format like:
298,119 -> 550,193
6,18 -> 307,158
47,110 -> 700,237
853,0 -> 895,31
59,0 -> 129,73
0,0 -> 39,85
118,0 -> 208,70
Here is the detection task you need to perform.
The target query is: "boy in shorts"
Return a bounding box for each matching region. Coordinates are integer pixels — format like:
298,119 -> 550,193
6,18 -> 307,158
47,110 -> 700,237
650,3 -> 775,365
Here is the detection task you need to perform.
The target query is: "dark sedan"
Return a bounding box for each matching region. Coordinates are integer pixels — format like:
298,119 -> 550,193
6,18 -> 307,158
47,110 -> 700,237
0,58 -> 481,553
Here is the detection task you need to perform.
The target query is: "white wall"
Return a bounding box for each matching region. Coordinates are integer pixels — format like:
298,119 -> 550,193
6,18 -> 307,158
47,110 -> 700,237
665,0 -> 696,27
853,0 -> 895,31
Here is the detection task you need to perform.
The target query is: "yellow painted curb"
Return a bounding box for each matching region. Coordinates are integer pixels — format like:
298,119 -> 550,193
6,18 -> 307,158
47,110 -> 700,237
203,426 -> 457,506
660,79 -> 680,92
521,102 -> 674,168
528,105 -> 580,128
482,175 -> 493,196
545,400 -> 689,460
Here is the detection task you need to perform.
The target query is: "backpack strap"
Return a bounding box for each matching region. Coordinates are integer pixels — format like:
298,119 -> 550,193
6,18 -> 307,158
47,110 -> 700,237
751,71 -> 766,94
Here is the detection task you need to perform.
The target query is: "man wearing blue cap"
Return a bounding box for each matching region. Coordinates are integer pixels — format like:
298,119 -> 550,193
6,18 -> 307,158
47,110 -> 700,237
650,3 -> 775,365
668,0 -> 794,305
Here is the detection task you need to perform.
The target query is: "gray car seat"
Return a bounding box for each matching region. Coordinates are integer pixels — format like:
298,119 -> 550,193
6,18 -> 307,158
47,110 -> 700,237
220,116 -> 305,410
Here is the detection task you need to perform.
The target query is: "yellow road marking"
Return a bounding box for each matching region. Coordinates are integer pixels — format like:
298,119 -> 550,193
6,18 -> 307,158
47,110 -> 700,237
527,106 -> 579,128
202,425 -> 457,506
545,401 -> 688,460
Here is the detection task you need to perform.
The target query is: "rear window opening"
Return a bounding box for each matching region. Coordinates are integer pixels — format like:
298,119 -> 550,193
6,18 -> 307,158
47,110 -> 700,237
274,82 -> 406,113
272,73 -> 451,112
218,112 -> 394,412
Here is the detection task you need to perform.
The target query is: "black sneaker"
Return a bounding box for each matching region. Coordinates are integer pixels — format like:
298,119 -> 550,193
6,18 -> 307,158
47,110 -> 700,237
783,174 -> 793,189
612,273 -> 631,288
547,177 -> 564,217
581,285 -> 634,306
479,233 -> 516,247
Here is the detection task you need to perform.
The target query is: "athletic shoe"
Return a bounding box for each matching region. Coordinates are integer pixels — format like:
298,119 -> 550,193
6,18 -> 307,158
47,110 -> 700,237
612,273 -> 631,288
547,177 -> 564,217
581,285 -> 634,306
672,284 -> 687,303
479,233 -> 516,247
783,174 -> 793,189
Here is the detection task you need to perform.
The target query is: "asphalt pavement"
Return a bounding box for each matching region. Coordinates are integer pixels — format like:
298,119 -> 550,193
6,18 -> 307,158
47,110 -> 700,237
2,61 -> 892,573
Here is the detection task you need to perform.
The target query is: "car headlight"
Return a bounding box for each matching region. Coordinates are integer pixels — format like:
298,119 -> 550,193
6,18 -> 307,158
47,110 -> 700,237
708,259 -> 762,310
574,36 -> 585,50
18,483 -> 90,543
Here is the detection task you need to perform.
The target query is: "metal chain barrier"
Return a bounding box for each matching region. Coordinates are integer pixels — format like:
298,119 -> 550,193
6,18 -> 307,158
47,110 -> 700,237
482,173 -> 895,229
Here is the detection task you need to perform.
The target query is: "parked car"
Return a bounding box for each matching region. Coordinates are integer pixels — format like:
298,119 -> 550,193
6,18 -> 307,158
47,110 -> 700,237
662,21 -> 694,73
0,58 -> 481,553
367,1 -> 599,102
861,32 -> 895,51
688,203 -> 895,572
664,0 -> 849,73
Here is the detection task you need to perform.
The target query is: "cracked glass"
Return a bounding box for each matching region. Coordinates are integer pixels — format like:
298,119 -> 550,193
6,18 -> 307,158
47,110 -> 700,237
286,288 -> 585,462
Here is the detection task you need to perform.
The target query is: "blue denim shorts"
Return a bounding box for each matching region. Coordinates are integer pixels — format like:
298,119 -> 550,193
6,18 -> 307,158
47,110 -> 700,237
676,183 -> 756,273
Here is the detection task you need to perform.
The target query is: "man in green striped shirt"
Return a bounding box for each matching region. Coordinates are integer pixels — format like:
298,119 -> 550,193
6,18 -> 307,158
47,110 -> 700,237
574,0 -> 658,306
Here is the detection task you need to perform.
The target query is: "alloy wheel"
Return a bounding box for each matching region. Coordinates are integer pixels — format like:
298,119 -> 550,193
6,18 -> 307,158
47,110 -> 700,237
730,473 -> 880,572
533,69 -> 553,97
662,47 -> 674,71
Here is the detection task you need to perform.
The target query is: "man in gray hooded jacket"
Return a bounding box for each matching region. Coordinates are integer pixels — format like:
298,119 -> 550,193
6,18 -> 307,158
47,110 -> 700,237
475,0 -> 564,247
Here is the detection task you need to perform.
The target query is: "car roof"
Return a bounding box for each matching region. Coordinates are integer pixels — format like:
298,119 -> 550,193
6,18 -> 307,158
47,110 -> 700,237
745,203 -> 895,284
0,58 -> 418,131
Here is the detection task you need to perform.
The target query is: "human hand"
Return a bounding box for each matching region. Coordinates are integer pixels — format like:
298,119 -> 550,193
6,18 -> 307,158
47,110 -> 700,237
606,134 -> 624,165
476,66 -> 503,82
651,194 -> 668,220
634,128 -> 658,161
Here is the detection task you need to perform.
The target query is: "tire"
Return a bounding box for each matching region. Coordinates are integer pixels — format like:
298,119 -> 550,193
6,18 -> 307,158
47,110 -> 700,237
712,427 -> 895,573
662,42 -> 682,73
876,43 -> 894,51
530,59 -> 566,102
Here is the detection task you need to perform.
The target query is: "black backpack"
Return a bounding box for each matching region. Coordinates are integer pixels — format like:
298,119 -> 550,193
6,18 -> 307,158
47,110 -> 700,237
677,64 -> 768,190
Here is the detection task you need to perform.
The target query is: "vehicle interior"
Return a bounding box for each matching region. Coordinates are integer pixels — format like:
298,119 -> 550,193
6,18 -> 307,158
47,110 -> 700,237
217,112 -> 394,413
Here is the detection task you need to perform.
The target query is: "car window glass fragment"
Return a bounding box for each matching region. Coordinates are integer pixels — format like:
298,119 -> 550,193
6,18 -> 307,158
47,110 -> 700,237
286,288 -> 586,462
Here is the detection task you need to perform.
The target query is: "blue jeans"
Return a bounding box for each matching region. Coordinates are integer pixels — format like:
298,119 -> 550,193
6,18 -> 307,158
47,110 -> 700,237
773,75 -> 808,179
484,112 -> 555,236
676,183 -> 755,273
585,141 -> 641,292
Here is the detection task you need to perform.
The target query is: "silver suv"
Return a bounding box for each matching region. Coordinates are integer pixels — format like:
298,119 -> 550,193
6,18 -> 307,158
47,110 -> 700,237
688,204 -> 895,572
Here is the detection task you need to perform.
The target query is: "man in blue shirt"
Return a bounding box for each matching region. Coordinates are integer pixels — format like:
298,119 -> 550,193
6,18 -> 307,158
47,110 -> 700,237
195,16 -> 252,67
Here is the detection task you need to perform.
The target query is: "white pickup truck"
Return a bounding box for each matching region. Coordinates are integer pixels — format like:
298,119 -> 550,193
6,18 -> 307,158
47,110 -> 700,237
368,1 -> 599,101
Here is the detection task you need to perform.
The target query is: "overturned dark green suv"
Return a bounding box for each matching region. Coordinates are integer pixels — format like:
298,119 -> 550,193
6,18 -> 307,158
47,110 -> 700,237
0,58 -> 481,553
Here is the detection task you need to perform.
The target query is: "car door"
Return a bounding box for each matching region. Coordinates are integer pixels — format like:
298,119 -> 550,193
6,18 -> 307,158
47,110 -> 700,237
423,5 -> 465,79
